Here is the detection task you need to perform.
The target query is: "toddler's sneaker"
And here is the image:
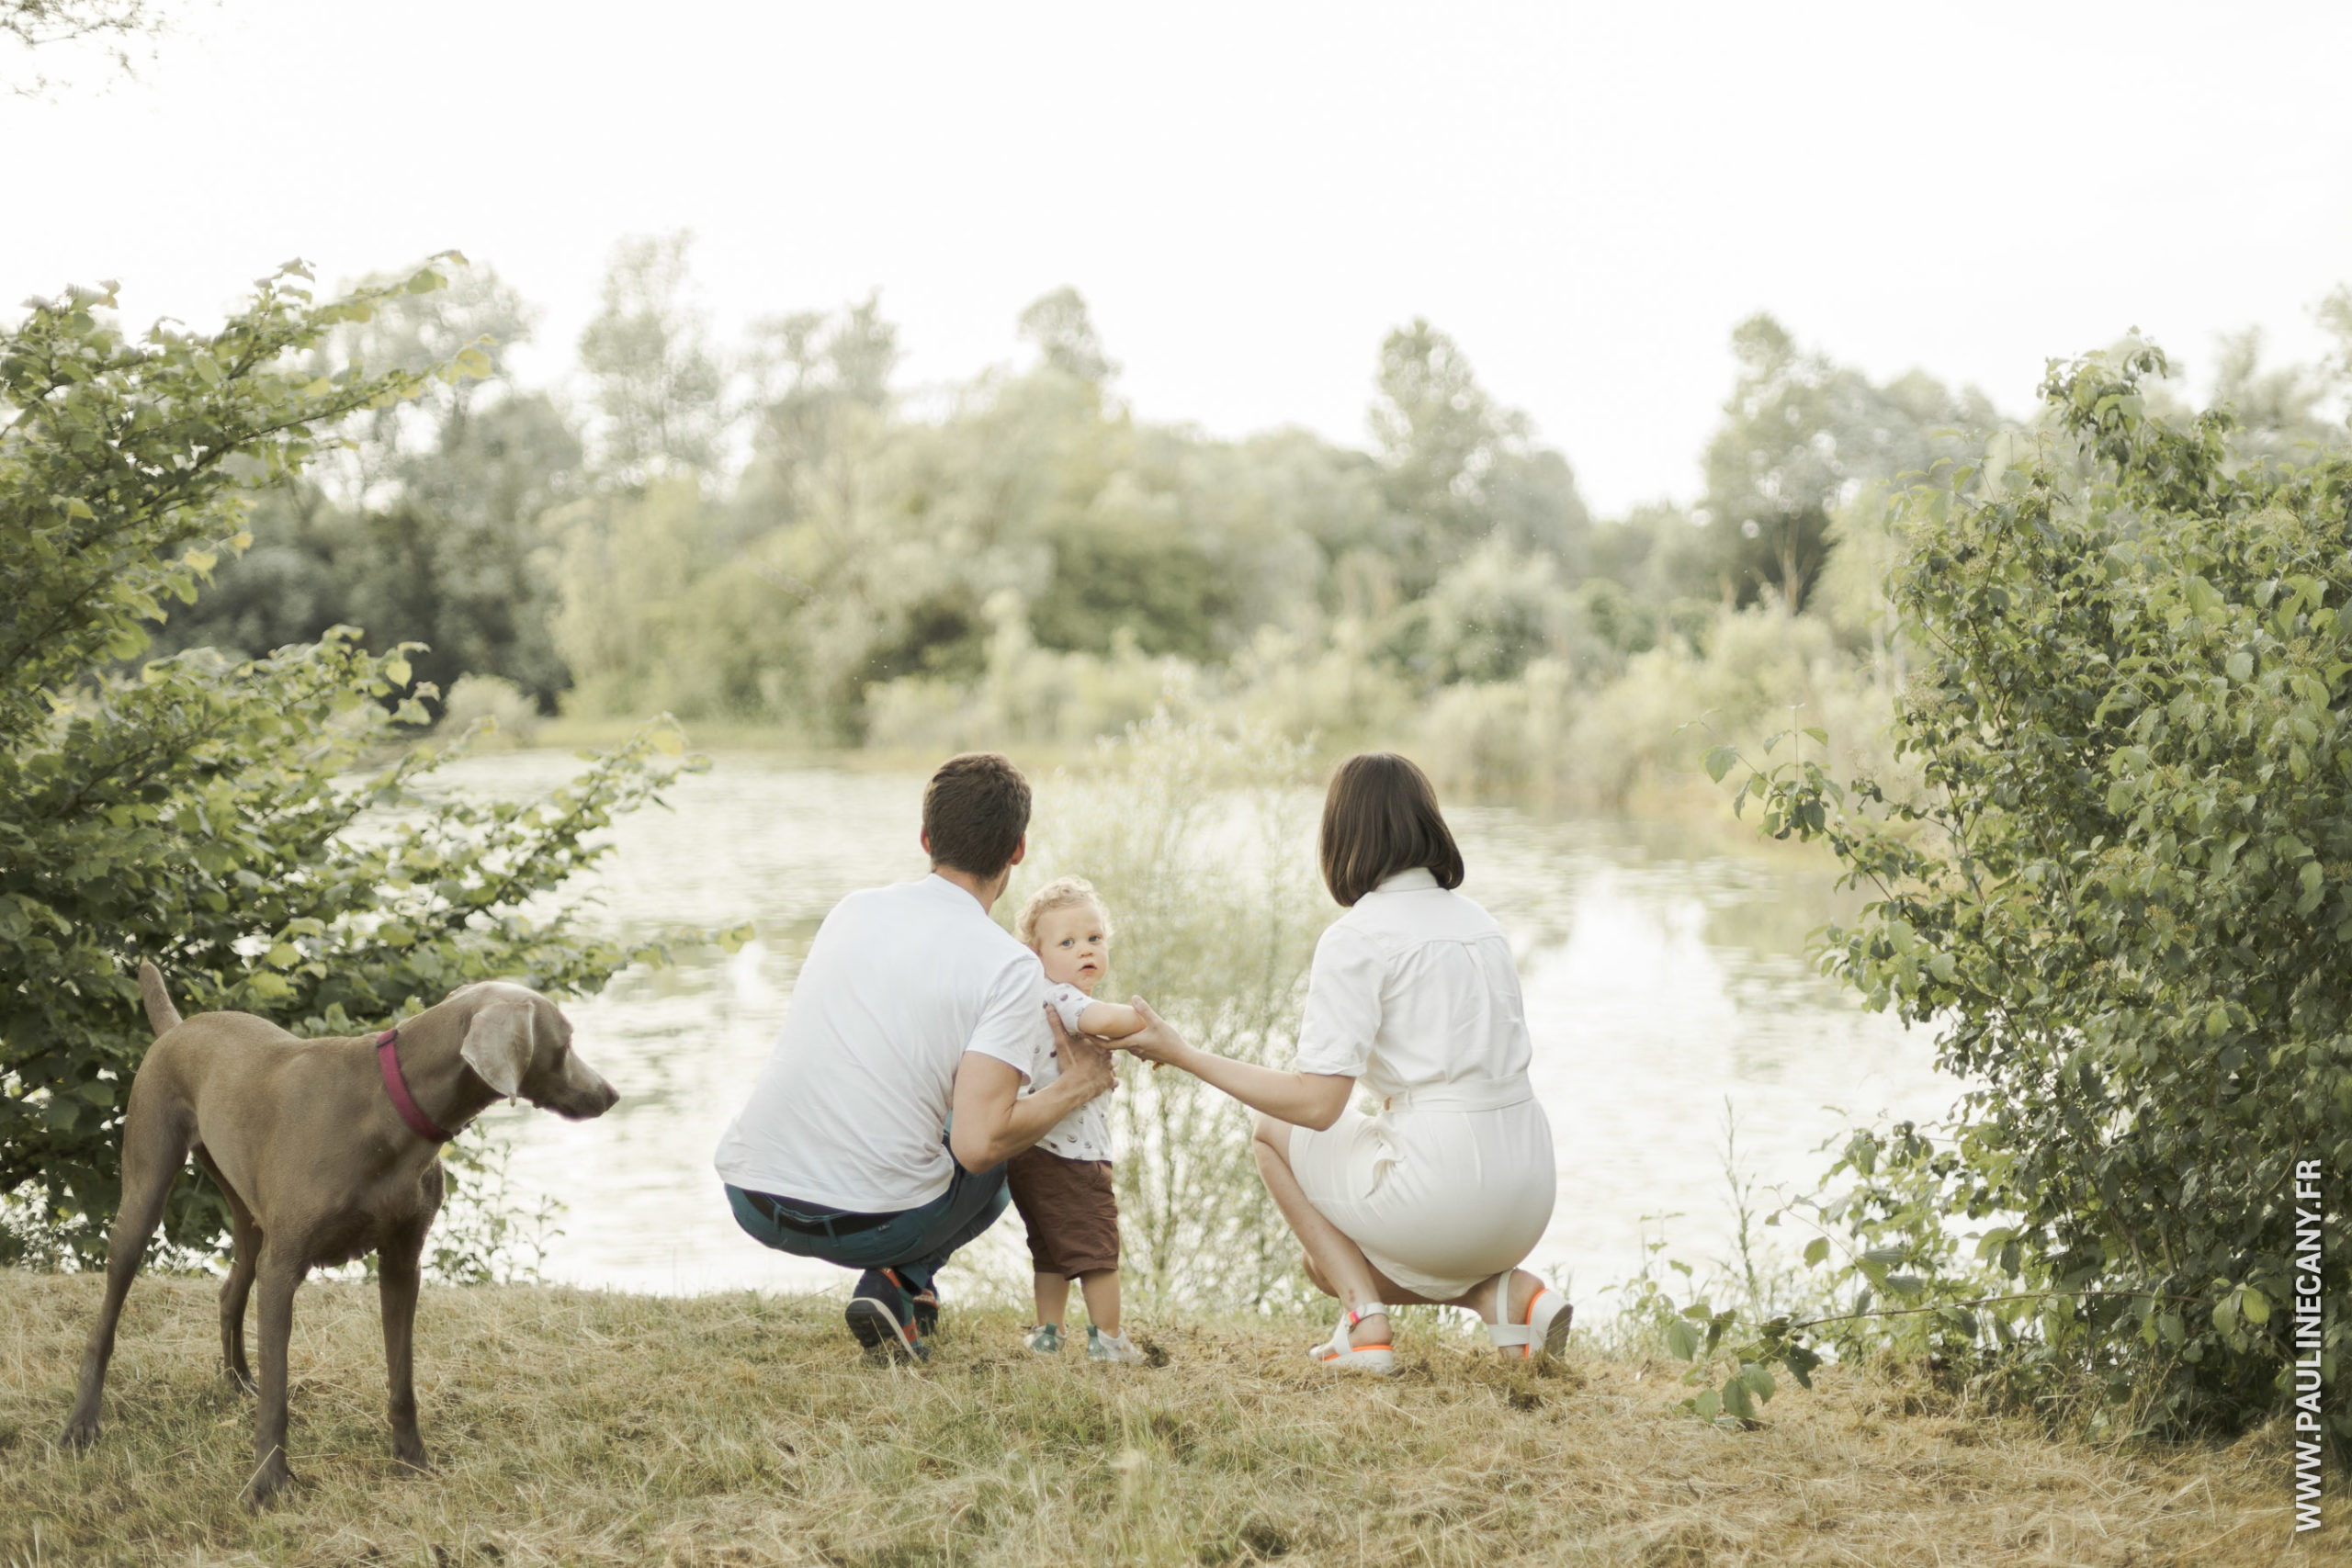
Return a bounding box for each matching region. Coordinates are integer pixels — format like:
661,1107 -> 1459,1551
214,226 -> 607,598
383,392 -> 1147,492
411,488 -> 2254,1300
1086,1325 -> 1145,1364
1025,1323 -> 1065,1354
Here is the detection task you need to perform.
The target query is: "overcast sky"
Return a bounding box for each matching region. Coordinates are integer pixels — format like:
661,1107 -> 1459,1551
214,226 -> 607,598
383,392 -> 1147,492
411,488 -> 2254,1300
7,1 -> 2348,514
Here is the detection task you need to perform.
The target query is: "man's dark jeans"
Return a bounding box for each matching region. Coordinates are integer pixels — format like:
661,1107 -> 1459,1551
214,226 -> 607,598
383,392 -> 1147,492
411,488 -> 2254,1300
725,1158 -> 1009,1299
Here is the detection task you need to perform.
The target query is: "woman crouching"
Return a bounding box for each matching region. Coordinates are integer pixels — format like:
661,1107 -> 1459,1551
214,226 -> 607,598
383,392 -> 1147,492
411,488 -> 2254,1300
1115,752 -> 1565,1372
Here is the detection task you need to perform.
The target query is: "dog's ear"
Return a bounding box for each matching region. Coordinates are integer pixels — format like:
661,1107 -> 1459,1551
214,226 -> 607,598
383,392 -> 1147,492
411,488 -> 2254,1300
458,998 -> 536,1099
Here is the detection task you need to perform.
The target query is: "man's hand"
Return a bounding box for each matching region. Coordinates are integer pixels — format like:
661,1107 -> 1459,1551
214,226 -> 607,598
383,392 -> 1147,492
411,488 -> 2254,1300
947,1001 -> 1119,1171
1045,1003 -> 1116,1100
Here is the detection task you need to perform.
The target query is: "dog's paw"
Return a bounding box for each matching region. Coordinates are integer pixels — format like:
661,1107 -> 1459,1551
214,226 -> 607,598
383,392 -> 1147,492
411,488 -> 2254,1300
59,1413 -> 100,1451
393,1440 -> 433,1475
225,1366 -> 256,1396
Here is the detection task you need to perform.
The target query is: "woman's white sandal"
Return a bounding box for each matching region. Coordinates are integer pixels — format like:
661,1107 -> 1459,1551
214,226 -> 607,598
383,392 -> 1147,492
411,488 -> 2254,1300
1485,1283 -> 1572,1361
1309,1308 -> 1396,1375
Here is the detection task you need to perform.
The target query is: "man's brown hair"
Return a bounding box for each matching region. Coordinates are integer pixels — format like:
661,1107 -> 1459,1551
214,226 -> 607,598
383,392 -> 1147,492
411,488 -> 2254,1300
922,752 -> 1033,880
1318,752 -> 1464,907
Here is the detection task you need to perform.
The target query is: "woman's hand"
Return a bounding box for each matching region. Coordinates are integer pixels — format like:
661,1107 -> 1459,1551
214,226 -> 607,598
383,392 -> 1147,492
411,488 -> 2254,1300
1111,998 -> 1352,1130
1112,997 -> 1190,1068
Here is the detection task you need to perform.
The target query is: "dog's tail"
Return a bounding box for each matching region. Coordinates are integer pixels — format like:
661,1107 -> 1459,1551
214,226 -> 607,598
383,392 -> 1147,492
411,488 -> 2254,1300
138,959 -> 182,1038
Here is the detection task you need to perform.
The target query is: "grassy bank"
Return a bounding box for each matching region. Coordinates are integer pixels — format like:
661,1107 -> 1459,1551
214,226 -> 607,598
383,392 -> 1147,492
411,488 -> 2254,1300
1,1271 -> 2327,1566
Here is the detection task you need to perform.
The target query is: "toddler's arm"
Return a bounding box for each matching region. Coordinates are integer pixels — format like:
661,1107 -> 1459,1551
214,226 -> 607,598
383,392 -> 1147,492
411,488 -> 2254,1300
1074,999 -> 1144,1038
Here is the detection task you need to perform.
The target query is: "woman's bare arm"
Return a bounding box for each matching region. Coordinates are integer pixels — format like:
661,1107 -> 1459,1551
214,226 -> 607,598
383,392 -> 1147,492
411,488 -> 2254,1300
1113,998 -> 1354,1131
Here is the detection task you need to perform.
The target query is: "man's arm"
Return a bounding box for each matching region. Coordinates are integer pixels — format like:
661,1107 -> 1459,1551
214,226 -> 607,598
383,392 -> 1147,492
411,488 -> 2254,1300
947,1006 -> 1116,1170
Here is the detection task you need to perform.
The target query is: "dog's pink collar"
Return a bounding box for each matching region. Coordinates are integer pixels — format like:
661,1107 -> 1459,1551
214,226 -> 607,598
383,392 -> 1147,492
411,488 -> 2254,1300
377,1029 -> 455,1144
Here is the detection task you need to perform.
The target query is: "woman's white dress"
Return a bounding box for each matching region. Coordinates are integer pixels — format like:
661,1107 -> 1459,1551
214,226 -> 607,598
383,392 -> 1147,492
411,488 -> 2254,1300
1286,866 -> 1556,1299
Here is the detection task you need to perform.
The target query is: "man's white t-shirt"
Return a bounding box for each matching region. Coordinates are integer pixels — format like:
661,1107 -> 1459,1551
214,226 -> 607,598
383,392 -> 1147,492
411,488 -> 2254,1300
713,874 -> 1050,1213
1029,983 -> 1114,1162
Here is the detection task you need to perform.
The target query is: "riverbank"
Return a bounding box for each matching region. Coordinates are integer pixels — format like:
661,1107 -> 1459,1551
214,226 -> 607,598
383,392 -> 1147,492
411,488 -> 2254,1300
1,1270 -> 2322,1565
494,716 -> 1824,864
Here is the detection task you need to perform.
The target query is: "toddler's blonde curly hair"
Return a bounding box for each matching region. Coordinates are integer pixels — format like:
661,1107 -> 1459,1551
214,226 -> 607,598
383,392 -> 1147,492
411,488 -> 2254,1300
1015,875 -> 1114,947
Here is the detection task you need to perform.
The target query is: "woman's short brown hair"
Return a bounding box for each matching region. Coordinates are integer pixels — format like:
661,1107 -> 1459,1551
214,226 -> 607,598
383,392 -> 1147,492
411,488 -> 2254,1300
1318,752 -> 1464,907
922,751 -> 1032,879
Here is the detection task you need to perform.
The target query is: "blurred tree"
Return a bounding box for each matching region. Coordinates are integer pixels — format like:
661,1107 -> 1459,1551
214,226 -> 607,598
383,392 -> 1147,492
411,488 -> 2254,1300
2323,286 -> 2352,389
1018,286 -> 1117,384
1588,501 -> 1718,607
2205,327 -> 2347,468
1567,577 -> 1658,662
579,231 -> 727,481
1377,541 -> 1570,686
1369,320 -> 1589,592
738,292 -> 900,538
1031,524 -> 1230,662
1698,314 -> 1991,610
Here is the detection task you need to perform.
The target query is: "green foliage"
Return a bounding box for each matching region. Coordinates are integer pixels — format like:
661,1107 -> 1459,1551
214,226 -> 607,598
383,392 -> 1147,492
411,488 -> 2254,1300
153,265 -> 581,712
0,265 -> 710,1267
560,318 -> 1358,740
1718,341 -> 2352,1443
1378,540 -> 1572,686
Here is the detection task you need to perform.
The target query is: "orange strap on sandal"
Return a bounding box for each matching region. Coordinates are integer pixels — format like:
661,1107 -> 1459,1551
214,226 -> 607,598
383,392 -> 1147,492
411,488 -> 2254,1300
1310,1307 -> 1396,1374
1485,1281 -> 1574,1360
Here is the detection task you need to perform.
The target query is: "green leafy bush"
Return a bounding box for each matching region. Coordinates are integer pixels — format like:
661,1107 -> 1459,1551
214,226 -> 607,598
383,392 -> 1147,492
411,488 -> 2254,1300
1718,343 -> 2350,1443
0,265 -> 707,1268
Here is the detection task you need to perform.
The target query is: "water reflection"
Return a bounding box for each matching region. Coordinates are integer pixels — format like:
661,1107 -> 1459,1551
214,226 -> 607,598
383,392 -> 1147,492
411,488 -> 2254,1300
442,755 -> 1954,1303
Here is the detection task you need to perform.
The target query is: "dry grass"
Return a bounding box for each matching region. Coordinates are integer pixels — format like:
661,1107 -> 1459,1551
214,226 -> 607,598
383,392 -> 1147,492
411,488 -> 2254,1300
0,1269 -> 2334,1566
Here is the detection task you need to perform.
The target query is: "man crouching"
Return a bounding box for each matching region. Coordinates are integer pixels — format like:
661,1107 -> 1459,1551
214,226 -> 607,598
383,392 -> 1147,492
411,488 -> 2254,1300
713,751 -> 1115,1359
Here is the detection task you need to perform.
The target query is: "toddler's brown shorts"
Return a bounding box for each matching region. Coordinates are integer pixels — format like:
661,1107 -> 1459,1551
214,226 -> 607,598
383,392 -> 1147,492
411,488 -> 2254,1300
1006,1145 -> 1119,1278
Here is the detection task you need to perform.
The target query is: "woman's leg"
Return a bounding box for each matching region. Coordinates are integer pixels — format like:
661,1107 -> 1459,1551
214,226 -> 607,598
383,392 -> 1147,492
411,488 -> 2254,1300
1257,1113 -> 1548,1355
1442,1269 -> 1547,1326
1252,1112 -> 1400,1343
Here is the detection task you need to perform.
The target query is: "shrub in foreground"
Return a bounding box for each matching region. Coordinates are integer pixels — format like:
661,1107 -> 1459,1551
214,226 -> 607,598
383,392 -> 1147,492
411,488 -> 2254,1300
1721,343 -> 2349,1446
0,265 -> 707,1268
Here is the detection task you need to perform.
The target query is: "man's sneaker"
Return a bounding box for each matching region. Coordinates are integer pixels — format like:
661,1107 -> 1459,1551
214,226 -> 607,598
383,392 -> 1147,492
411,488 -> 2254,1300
846,1269 -> 926,1363
1025,1323 -> 1064,1354
1086,1325 -> 1145,1364
909,1285 -> 940,1338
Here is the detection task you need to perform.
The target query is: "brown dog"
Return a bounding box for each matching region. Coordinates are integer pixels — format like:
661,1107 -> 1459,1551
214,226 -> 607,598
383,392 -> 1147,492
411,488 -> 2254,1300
60,963 -> 617,1507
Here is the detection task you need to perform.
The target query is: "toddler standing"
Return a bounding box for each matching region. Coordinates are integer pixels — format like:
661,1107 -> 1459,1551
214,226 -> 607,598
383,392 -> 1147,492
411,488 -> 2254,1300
1011,876 -> 1146,1363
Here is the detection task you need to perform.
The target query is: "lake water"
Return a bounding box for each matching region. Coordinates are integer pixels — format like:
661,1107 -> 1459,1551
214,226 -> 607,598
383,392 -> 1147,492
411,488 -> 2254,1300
444,751 -> 1956,1308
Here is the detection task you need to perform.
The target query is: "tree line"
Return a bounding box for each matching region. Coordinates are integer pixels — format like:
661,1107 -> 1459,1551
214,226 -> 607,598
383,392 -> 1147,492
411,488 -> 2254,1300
163,235 -> 2346,781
